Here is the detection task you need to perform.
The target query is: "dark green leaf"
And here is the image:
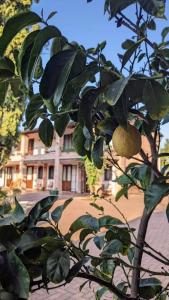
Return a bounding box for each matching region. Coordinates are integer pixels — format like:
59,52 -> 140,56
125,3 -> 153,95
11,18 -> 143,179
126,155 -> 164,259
25,94 -> 44,128
99,215 -> 123,227
105,0 -> 136,19
139,278 -> 162,299
0,198 -> 25,226
51,198 -> 73,223
147,19 -> 156,30
161,27 -> 169,41
0,57 -> 15,74
54,113 -> 70,137
0,81 -> 9,105
47,249 -> 70,283
92,137 -> 104,169
144,183 -> 169,212
50,36 -> 68,57
137,53 -> 145,62
90,202 -> 104,212
104,76 -> 130,106
67,257 -> 89,283
27,195 -> 58,228
102,239 -> 123,256
143,80 -> 169,120
0,251 -> 30,299
122,39 -> 135,49
95,287 -> 108,300
93,235 -> 105,250
79,228 -> 94,244
28,26 -> 61,84
115,186 -> 128,201
40,49 -> 77,103
18,30 -> 40,83
69,215 -> 99,235
39,119 -> 54,147
72,124 -> 87,156
138,0 -> 166,18
46,11 -> 57,21
0,12 -> 41,56
79,88 -> 100,136
122,38 -> 144,68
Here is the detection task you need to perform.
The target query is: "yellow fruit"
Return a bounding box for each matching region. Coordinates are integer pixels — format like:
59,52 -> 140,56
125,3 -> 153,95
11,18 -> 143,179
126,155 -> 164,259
112,124 -> 142,158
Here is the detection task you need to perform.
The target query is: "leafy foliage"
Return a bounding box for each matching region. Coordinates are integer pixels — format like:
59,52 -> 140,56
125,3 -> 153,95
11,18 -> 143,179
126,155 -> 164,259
1,0 -> 169,299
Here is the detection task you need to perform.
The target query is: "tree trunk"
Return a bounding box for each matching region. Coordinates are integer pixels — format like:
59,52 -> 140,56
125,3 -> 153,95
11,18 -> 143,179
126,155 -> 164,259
131,209 -> 152,298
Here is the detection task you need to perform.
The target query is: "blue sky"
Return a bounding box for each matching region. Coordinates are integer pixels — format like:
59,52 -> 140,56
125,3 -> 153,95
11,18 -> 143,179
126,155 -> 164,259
32,0 -> 169,145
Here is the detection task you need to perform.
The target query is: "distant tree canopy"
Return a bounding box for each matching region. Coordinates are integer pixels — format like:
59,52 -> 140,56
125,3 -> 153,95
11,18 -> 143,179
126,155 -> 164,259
0,0 -> 39,165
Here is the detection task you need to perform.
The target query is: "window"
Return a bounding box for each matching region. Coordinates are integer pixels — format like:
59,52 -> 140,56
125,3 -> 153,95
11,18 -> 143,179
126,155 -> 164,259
104,167 -> 112,181
48,166 -> 54,179
63,134 -> 73,151
38,166 -> 43,179
63,165 -> 72,181
28,139 -> 34,154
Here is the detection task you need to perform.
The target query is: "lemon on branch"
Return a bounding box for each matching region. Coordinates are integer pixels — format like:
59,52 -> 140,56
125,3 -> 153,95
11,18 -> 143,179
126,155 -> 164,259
112,124 -> 142,158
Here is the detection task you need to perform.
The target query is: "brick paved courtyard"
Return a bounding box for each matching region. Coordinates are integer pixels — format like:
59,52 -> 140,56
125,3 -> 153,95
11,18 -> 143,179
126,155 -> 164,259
19,192 -> 169,299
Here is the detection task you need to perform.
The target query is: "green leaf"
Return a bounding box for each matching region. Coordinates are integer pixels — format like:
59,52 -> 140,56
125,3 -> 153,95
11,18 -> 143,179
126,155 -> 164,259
18,30 -> 40,82
79,88 -> 100,136
46,11 -> 57,21
0,57 -> 15,74
25,94 -> 44,128
40,49 -> 77,104
137,53 -> 145,62
122,38 -> 144,68
54,113 -> 70,137
0,81 -> 10,105
51,198 -> 73,223
99,215 -> 123,227
69,215 -> 99,235
39,119 -> 54,147
28,26 -> 61,84
144,183 -> 169,212
115,186 -> 128,201
100,259 -> 115,276
143,80 -> 169,120
0,12 -> 41,56
50,36 -> 68,57
92,137 -> 104,169
0,251 -> 30,299
105,0 -> 136,19
139,278 -> 162,299
72,124 -> 87,156
0,198 -> 25,226
161,27 -> 169,41
93,235 -> 105,250
104,76 -> 130,106
27,195 -> 58,227
147,19 -> 156,30
138,0 -> 166,18
47,249 -> 70,283
122,39 -> 135,49
95,287 -> 108,300
67,257 -> 90,283
101,239 -> 123,256
34,56 -> 43,79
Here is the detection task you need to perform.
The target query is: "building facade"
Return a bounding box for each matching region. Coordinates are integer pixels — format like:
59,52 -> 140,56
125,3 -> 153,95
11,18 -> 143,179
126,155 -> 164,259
0,124 -> 118,194
0,123 -> 151,195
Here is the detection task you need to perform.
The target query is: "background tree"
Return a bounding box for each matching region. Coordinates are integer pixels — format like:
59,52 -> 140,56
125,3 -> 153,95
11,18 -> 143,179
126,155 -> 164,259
0,0 -> 38,166
1,1 -> 169,299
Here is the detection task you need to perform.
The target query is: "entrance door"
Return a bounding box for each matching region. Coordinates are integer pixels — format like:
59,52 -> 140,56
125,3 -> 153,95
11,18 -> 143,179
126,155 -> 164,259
62,165 -> 72,191
26,166 -> 34,189
6,167 -> 13,187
